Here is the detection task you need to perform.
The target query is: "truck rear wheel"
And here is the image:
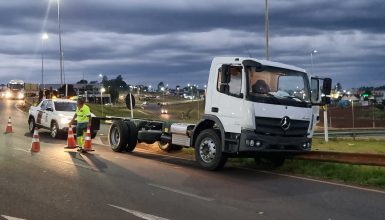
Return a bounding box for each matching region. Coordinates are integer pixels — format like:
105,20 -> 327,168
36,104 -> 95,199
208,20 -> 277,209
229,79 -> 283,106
124,121 -> 138,152
194,129 -> 227,171
109,120 -> 128,152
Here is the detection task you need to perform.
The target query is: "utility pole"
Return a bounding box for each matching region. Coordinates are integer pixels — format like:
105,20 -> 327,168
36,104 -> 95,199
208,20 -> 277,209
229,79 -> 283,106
264,0 -> 270,60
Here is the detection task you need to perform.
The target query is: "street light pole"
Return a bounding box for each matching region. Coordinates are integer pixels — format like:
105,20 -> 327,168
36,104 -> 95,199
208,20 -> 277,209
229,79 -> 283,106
310,50 -> 318,73
264,0 -> 269,60
57,0 -> 64,85
41,33 -> 48,93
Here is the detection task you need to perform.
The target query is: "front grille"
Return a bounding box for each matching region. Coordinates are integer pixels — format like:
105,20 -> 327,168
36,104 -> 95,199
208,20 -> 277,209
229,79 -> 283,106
255,116 -> 309,137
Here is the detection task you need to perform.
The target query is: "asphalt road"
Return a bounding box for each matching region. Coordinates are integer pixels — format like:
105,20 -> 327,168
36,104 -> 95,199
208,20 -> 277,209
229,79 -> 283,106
1,99 -> 385,220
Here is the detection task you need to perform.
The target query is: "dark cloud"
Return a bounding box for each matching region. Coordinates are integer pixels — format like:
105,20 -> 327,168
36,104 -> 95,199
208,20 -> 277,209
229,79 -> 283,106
0,0 -> 384,89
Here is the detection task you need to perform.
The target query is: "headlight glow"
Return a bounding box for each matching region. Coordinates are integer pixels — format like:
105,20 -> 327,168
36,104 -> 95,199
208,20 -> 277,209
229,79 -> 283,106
18,93 -> 24,99
5,92 -> 11,98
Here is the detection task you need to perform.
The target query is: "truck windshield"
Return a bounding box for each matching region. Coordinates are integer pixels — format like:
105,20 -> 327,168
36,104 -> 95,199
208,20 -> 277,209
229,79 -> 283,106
54,102 -> 77,112
246,65 -> 311,107
9,84 -> 24,90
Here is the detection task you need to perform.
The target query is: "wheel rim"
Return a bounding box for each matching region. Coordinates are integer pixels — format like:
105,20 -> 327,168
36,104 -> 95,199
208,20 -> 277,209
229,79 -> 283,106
29,120 -> 34,131
51,124 -> 57,138
111,126 -> 120,146
159,142 -> 170,150
199,138 -> 216,163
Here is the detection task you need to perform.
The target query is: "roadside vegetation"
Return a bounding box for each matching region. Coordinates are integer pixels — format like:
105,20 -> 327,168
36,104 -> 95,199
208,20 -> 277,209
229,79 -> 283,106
312,138 -> 385,154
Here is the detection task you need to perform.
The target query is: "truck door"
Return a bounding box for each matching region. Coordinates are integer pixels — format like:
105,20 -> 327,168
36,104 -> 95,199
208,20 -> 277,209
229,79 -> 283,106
211,65 -> 244,133
37,100 -> 47,126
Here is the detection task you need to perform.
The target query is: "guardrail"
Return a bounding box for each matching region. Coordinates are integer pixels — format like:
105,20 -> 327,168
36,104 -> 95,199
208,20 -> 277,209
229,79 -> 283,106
294,151 -> 385,167
314,129 -> 385,138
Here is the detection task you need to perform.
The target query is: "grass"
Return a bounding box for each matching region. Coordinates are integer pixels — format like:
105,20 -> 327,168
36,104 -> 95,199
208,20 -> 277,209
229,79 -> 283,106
229,158 -> 385,189
312,138 -> 385,154
278,160 -> 385,189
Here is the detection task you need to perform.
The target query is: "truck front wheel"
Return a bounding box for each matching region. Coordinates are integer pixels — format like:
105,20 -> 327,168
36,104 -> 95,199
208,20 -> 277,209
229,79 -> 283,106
195,129 -> 227,171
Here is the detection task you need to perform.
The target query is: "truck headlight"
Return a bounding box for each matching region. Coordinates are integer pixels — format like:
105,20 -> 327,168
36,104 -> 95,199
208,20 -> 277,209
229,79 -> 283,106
18,93 -> 24,99
5,92 -> 11,98
61,118 -> 71,125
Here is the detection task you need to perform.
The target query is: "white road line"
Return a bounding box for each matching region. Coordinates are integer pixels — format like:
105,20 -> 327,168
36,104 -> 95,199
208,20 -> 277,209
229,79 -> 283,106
13,148 -> 30,153
108,204 -> 169,220
239,167 -> 385,195
1,215 -> 26,220
147,183 -> 214,202
133,149 -> 385,195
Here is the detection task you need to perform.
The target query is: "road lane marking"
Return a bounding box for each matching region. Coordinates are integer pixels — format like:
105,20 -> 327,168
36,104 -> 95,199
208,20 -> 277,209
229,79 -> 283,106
1,215 -> 26,220
239,167 -> 385,195
147,183 -> 214,202
108,204 -> 169,220
13,148 -> 30,153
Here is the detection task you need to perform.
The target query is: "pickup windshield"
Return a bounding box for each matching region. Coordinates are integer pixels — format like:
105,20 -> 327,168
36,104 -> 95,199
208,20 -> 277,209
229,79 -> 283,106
246,65 -> 311,107
54,102 -> 76,111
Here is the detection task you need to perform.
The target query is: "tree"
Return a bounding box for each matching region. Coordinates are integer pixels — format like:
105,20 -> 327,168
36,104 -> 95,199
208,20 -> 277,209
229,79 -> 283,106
58,84 -> 76,97
335,83 -> 342,92
108,87 -> 119,103
76,79 -> 88,84
157,82 -> 165,92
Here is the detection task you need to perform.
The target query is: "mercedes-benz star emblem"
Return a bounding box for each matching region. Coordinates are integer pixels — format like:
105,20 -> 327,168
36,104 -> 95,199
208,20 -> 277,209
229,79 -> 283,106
281,116 -> 291,131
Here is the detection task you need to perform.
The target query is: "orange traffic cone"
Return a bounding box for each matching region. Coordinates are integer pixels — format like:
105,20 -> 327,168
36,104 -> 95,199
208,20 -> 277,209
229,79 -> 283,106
83,127 -> 94,152
5,116 -> 13,134
64,126 -> 77,149
30,127 -> 40,152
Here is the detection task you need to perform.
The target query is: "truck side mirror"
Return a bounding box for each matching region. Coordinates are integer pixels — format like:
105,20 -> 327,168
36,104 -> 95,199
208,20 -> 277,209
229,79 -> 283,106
221,64 -> 231,84
322,78 -> 332,95
310,78 -> 320,103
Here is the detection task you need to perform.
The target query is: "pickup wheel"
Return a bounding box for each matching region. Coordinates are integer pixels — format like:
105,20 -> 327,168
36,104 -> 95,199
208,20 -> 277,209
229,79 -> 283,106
109,120 -> 128,152
50,121 -> 59,139
124,121 -> 138,152
195,129 -> 227,171
28,117 -> 36,134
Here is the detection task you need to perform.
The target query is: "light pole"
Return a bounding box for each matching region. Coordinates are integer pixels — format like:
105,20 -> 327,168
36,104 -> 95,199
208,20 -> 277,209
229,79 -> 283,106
264,0 -> 269,60
350,99 -> 355,129
56,0 -> 64,85
310,50 -> 318,73
100,87 -> 106,117
41,32 -> 49,94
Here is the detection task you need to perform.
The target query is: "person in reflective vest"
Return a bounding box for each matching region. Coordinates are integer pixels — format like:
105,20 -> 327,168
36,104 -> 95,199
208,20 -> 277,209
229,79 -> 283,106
69,97 -> 91,151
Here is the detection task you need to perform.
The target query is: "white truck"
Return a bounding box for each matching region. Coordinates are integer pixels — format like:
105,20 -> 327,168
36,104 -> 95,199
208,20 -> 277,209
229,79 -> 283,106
5,80 -> 25,99
28,99 -> 100,139
107,57 -> 332,170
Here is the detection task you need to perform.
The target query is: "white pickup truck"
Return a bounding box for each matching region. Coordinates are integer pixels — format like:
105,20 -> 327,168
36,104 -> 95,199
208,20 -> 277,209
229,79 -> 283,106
28,99 -> 100,139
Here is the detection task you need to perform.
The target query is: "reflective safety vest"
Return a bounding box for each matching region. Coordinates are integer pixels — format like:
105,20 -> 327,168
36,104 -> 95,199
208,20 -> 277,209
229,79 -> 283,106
76,104 -> 91,123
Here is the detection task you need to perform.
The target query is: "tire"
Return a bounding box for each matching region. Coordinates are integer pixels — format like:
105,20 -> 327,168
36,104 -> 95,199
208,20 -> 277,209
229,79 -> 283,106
158,141 -> 173,152
109,120 -> 128,152
50,121 -> 59,139
91,132 -> 97,139
194,129 -> 227,171
28,117 -> 35,134
124,121 -> 138,152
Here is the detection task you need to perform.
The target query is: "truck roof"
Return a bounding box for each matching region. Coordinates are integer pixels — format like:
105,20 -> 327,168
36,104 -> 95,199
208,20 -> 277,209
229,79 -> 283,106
212,57 -> 307,73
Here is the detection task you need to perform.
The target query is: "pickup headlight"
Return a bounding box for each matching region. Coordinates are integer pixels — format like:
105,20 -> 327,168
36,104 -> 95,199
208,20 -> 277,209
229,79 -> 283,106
5,92 -> 11,98
61,118 -> 71,125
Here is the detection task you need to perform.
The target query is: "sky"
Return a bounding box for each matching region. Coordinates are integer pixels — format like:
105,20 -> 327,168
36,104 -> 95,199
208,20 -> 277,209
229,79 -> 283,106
0,0 -> 384,89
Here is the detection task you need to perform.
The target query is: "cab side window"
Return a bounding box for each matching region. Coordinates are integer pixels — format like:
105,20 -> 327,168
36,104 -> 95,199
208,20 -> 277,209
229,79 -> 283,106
40,100 -> 48,111
217,66 -> 242,97
46,101 -> 53,110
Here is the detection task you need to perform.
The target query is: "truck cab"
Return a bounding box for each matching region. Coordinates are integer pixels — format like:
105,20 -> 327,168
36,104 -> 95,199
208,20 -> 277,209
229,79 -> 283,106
191,57 -> 331,169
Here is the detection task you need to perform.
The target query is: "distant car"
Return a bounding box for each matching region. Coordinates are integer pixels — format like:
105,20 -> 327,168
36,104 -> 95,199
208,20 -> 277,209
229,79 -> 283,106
28,99 -> 100,139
